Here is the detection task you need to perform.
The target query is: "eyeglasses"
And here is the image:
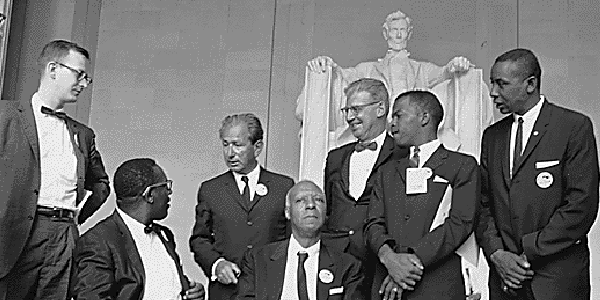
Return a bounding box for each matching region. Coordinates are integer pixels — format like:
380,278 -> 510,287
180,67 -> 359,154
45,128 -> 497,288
54,62 -> 93,85
341,101 -> 381,115
140,180 -> 173,197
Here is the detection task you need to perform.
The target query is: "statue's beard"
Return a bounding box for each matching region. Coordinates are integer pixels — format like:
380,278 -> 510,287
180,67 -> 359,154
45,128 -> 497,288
387,40 -> 408,51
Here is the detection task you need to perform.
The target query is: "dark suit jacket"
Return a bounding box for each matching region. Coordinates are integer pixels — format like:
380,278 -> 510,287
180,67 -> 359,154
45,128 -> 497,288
476,101 -> 599,300
0,99 -> 109,279
365,146 -> 480,300
236,238 -> 365,300
323,135 -> 407,260
189,168 -> 294,300
72,211 -> 189,300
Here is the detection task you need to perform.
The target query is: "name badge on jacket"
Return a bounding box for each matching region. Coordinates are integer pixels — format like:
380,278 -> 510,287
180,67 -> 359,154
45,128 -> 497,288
406,167 -> 432,194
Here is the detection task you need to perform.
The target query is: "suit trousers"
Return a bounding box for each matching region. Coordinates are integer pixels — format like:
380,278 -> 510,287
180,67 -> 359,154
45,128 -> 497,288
0,215 -> 78,300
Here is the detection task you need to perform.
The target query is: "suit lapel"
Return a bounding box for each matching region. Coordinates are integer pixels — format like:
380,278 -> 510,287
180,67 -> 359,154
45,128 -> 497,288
18,100 -> 40,162
496,119 -> 512,187
340,145 -> 354,195
113,211 -> 145,284
513,102 -> 553,177
396,157 -> 410,182
248,168 -> 269,212
268,240 -> 289,300
371,135 -> 395,173
317,243 -> 336,300
422,145 -> 448,172
223,172 -> 248,212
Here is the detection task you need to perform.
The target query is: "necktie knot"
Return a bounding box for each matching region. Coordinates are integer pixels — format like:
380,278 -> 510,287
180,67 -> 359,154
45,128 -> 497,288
41,106 -> 67,120
297,252 -> 308,264
241,175 -> 249,184
409,146 -> 420,168
355,141 -> 377,152
144,223 -> 160,234
515,115 -> 524,124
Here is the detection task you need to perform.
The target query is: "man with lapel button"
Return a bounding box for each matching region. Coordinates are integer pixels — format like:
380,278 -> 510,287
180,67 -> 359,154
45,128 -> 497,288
72,158 -> 205,300
0,40 -> 110,300
365,90 -> 480,300
236,180 -> 365,300
190,113 -> 294,300
476,48 -> 599,300
323,78 -> 407,298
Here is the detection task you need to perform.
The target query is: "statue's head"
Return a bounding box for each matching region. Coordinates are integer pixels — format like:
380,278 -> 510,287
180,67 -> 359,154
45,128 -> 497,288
382,10 -> 413,51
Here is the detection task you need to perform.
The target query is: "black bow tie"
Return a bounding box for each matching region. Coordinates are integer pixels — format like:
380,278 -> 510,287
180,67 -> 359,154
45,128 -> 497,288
41,106 -> 68,120
355,141 -> 377,152
144,223 -> 160,234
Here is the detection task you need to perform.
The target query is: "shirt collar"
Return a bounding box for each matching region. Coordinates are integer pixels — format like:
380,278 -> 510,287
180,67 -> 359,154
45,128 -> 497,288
31,92 -> 65,118
513,95 -> 545,124
370,131 -> 388,152
116,207 -> 148,236
411,139 -> 441,167
289,234 -> 321,258
232,163 -> 261,182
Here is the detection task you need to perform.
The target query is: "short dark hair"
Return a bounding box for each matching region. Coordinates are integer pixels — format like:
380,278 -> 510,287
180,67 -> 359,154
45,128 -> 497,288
219,113 -> 264,144
396,90 -> 444,128
38,40 -> 90,70
114,158 -> 162,201
495,48 -> 542,89
344,78 -> 389,115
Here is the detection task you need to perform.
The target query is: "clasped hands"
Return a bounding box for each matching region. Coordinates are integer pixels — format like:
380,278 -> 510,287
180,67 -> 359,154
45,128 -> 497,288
491,250 -> 534,293
215,259 -> 241,285
379,246 -> 424,300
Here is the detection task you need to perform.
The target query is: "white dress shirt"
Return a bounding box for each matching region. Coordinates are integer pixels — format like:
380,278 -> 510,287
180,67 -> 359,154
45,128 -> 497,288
117,209 -> 182,300
410,139 -> 442,168
32,93 -> 78,210
210,163 -> 262,280
349,132 -> 387,199
510,95 -> 545,175
280,235 -> 320,300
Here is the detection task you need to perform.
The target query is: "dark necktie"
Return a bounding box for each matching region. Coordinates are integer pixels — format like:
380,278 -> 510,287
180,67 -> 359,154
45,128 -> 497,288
513,116 -> 524,175
41,106 -> 68,120
355,141 -> 377,152
297,252 -> 309,300
144,223 -> 190,295
409,146 -> 420,168
241,175 -> 251,203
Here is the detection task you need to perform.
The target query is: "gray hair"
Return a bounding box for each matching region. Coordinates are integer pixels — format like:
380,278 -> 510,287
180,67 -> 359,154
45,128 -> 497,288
219,113 -> 264,144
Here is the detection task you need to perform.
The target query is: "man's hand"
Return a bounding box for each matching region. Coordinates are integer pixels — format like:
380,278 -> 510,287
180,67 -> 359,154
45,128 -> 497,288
307,56 -> 338,73
490,250 -> 534,290
215,260 -> 241,285
445,56 -> 473,74
380,251 -> 423,290
379,275 -> 402,300
183,281 -> 205,300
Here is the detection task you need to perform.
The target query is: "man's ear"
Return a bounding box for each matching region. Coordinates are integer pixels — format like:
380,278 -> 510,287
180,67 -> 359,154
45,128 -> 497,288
46,62 -> 57,79
420,111 -> 431,127
376,101 -> 387,118
253,139 -> 264,157
284,206 -> 290,220
525,76 -> 538,94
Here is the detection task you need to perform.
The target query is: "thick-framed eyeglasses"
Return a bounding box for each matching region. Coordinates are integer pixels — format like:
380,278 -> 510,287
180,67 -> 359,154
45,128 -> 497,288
341,101 -> 381,115
140,180 -> 173,197
54,62 -> 93,85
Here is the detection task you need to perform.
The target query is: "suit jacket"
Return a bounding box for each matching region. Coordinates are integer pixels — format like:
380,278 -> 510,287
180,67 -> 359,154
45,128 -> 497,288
323,135 -> 407,261
235,238 -> 365,300
72,211 -> 189,300
476,101 -> 599,300
189,168 -> 294,300
0,99 -> 109,279
365,146 -> 480,300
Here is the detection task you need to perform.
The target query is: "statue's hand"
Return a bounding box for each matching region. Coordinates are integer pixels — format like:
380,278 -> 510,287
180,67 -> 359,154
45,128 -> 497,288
307,56 -> 337,73
446,56 -> 473,73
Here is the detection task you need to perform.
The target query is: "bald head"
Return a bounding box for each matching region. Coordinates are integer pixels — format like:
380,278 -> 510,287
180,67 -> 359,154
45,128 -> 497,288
285,180 -> 326,237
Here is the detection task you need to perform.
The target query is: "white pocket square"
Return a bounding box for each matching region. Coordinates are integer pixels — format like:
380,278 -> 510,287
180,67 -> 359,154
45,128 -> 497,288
535,160 -> 560,169
433,175 -> 449,183
329,286 -> 344,295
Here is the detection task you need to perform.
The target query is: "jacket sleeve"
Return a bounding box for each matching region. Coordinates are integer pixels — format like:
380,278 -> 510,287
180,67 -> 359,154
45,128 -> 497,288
189,183 -> 222,276
72,231 -> 115,300
79,127 -> 110,224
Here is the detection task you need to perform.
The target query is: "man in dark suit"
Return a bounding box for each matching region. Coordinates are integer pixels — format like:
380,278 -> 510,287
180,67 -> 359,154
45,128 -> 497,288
236,180 -> 364,300
189,113 -> 294,300
72,158 -> 205,300
365,90 -> 480,300
476,48 -> 599,300
0,40 -> 110,300
323,78 -> 406,298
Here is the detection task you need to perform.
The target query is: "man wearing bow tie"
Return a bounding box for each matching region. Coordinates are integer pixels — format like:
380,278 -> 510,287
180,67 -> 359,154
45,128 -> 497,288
236,180 -> 364,300
365,90 -> 480,300
322,78 -> 407,298
0,40 -> 110,300
190,113 -> 294,300
72,158 -> 205,300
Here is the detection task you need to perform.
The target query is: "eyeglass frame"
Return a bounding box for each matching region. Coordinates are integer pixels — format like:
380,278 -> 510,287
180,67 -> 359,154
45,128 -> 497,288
340,101 -> 382,116
140,180 -> 173,198
53,61 -> 93,85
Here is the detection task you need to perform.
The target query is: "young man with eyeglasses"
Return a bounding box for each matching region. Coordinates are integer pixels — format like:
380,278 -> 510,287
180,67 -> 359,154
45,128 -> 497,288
0,39 -> 110,299
322,78 -> 408,299
72,158 -> 206,300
